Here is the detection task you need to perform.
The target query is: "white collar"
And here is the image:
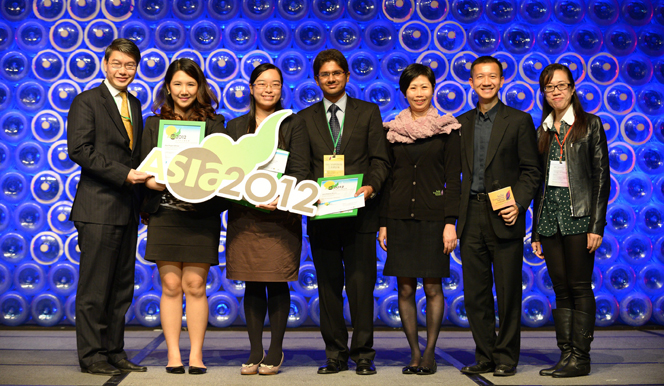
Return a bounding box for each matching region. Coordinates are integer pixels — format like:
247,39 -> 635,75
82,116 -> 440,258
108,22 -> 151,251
323,93 -> 348,113
543,104 -> 575,131
104,80 -> 124,98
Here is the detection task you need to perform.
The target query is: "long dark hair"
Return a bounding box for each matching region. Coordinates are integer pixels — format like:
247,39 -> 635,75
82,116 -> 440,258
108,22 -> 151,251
152,58 -> 218,121
247,63 -> 283,134
538,63 -> 587,154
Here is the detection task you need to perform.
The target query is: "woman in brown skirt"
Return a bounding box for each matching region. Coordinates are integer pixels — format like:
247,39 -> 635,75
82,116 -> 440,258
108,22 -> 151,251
140,58 -> 226,375
225,63 -> 310,375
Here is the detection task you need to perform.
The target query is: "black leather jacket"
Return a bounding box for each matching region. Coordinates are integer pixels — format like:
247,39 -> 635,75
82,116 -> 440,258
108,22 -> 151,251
532,113 -> 610,242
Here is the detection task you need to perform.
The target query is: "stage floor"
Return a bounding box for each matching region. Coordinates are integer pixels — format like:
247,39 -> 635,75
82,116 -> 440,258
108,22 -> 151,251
1,327 -> 663,386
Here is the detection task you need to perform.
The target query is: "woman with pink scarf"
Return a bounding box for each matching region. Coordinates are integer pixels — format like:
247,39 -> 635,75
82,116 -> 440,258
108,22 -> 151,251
377,64 -> 461,375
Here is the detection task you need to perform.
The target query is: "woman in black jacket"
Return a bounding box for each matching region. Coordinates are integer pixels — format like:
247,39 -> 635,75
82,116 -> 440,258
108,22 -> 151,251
377,64 -> 461,375
531,63 -> 610,378
140,58 -> 226,375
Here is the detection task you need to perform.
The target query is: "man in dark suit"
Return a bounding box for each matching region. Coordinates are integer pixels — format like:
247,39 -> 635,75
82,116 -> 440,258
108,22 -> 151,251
68,39 -> 149,376
298,49 -> 390,376
456,56 -> 541,377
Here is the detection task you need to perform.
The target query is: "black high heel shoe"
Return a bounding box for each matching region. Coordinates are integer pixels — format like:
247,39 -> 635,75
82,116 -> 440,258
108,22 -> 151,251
189,366 -> 207,375
402,365 -> 418,374
417,361 -> 437,375
165,365 -> 185,374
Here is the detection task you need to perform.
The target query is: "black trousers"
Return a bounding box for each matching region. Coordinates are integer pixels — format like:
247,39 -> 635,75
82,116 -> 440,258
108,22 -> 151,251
540,231 -> 596,314
75,218 -> 138,368
461,199 -> 523,366
309,218 -> 377,363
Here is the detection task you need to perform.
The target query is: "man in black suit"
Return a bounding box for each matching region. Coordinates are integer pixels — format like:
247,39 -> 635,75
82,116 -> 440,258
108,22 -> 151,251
298,49 -> 390,376
68,39 -> 148,376
457,56 -> 541,377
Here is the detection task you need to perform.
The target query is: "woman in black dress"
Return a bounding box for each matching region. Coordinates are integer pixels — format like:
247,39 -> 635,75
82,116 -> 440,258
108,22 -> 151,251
378,64 -> 461,375
225,63 -> 310,375
531,63 -> 609,378
140,58 -> 225,375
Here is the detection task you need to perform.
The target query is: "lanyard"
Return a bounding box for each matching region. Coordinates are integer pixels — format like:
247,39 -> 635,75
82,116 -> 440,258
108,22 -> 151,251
554,124 -> 573,162
326,111 -> 345,155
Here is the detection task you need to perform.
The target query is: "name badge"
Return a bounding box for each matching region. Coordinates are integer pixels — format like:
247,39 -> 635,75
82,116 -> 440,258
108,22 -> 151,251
258,149 -> 289,174
487,186 -> 516,211
324,155 -> 344,177
548,160 -> 569,187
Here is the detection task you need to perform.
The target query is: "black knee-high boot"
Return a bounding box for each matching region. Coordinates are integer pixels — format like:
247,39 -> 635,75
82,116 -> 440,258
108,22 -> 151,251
552,310 -> 594,378
540,308 -> 573,376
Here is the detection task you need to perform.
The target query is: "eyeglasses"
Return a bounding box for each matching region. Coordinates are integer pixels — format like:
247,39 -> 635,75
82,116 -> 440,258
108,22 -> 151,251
253,82 -> 282,91
543,83 -> 571,93
109,62 -> 137,71
318,71 -> 346,79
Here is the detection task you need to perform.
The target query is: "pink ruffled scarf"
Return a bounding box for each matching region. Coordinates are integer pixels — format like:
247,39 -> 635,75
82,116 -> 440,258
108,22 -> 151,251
384,107 -> 461,144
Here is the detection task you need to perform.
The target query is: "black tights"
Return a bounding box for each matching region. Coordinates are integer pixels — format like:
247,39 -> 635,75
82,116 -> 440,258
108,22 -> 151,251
243,281 -> 290,366
397,277 -> 444,368
540,232 -> 596,314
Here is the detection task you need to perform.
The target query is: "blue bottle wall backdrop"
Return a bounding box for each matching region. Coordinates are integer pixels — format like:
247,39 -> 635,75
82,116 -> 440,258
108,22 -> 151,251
1,0 -> 664,328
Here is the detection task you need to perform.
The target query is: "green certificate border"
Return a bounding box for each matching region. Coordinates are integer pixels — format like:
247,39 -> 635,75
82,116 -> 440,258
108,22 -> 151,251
312,173 -> 364,220
157,120 -> 206,148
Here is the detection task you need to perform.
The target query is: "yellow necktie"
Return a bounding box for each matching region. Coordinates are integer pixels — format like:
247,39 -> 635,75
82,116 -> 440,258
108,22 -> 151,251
120,91 -> 133,150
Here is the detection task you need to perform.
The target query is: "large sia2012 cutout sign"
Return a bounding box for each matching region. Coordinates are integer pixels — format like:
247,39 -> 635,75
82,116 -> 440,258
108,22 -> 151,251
138,110 -> 322,216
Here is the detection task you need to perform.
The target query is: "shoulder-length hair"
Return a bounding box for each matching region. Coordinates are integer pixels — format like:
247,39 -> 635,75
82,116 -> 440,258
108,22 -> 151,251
247,63 -> 283,134
152,58 -> 218,122
538,63 -> 587,154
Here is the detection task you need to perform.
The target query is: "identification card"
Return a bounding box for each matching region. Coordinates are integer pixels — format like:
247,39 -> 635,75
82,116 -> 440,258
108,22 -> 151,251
487,186 -> 516,211
548,161 -> 569,187
323,155 -> 345,177
258,149 -> 289,174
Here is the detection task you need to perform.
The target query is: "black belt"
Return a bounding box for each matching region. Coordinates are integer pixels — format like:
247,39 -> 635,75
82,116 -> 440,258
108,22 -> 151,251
471,193 -> 487,201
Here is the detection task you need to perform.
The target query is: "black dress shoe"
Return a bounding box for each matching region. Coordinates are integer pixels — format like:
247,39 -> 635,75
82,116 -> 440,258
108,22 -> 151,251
494,364 -> 517,376
417,361 -> 437,375
460,362 -> 495,374
110,359 -> 147,372
81,361 -> 121,376
166,365 -> 185,374
402,365 -> 418,374
317,358 -> 348,374
355,358 -> 377,375
189,366 -> 207,375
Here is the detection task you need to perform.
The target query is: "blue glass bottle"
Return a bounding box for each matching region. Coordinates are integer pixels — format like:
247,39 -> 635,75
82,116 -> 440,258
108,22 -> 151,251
364,20 -> 397,52
467,24 -> 501,54
638,86 -> 664,116
173,0 -> 205,19
637,143 -> 664,176
31,172 -> 63,206
0,232 -> 28,264
553,0 -> 586,24
522,265 -> 535,293
1,52 -> 29,82
293,80 -> 323,110
14,262 -> 46,296
503,81 -> 535,112
0,263 -> 10,294
276,0 -> 308,20
47,140 -> 78,174
592,266 -> 603,291
450,51 -> 478,84
31,231 -> 64,265
242,0 -> 275,21
259,20 -> 291,52
606,202 -> 637,235
377,292 -> 402,328
34,0 -> 66,21
220,267 -> 245,297
48,80 -> 82,113
206,49 -> 239,83
638,264 -> 664,295
240,50 -> 273,81
620,112 -> 651,145
276,51 -> 308,83
207,0 -> 240,20
15,82 -> 46,113
101,0 -> 132,21
638,25 -> 664,57
417,50 -> 449,82
48,262 -> 78,297
50,20 -> 83,52
519,0 -> 552,23
605,24 -> 638,56
14,202 -> 45,234
594,293 -> 619,327
382,0 -> 414,22
0,292 -> 30,326
68,0 -> 100,21
416,0 -> 448,22
133,264 -> 151,298
64,233 -> 80,265
621,173 -> 653,205
1,0 -> 30,21
588,53 -> 620,85
154,21 -> 186,52
0,21 -> 12,52
521,293 -> 551,328
655,0 -> 664,25
0,203 -> 10,235
570,25 -> 603,56
287,293 -> 308,328
222,79 -> 251,113
312,0 -> 344,20
622,0 -> 654,26
451,0 -> 483,23
137,49 -> 169,83
66,49 -> 100,83
608,142 -> 636,175
536,266 -> 556,296
83,20 -> 115,54
399,21 -> 432,53
448,294 -> 470,327
621,55 -> 653,86
0,112 -> 29,144
119,21 -> 151,51
16,21 -> 48,52
434,21 -> 467,54
443,264 -> 464,297
572,83 -> 600,114
291,263 -> 318,297
349,51 -> 378,83
536,23 -> 569,55
364,82 -> 396,113
653,294 -> 664,325
434,81 -> 467,115
134,291 -> 162,327
207,292 -> 239,327
555,53 -> 586,84
620,293 -> 652,326
32,50 -> 65,83
639,204 -> 664,235
605,263 -> 638,295
587,0 -> 619,25
224,20 -> 258,53
500,24 -> 534,55
620,233 -> 653,265
294,20 -> 326,51
329,20 -> 361,52
137,0 -> 170,20
380,51 -> 411,83
519,53 -> 551,85
486,0 -> 517,23
47,201 -> 75,235
347,0 -> 378,21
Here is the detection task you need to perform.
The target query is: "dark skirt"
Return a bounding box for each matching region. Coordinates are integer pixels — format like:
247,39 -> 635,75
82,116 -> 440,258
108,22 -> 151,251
383,218 -> 450,278
144,207 -> 221,265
